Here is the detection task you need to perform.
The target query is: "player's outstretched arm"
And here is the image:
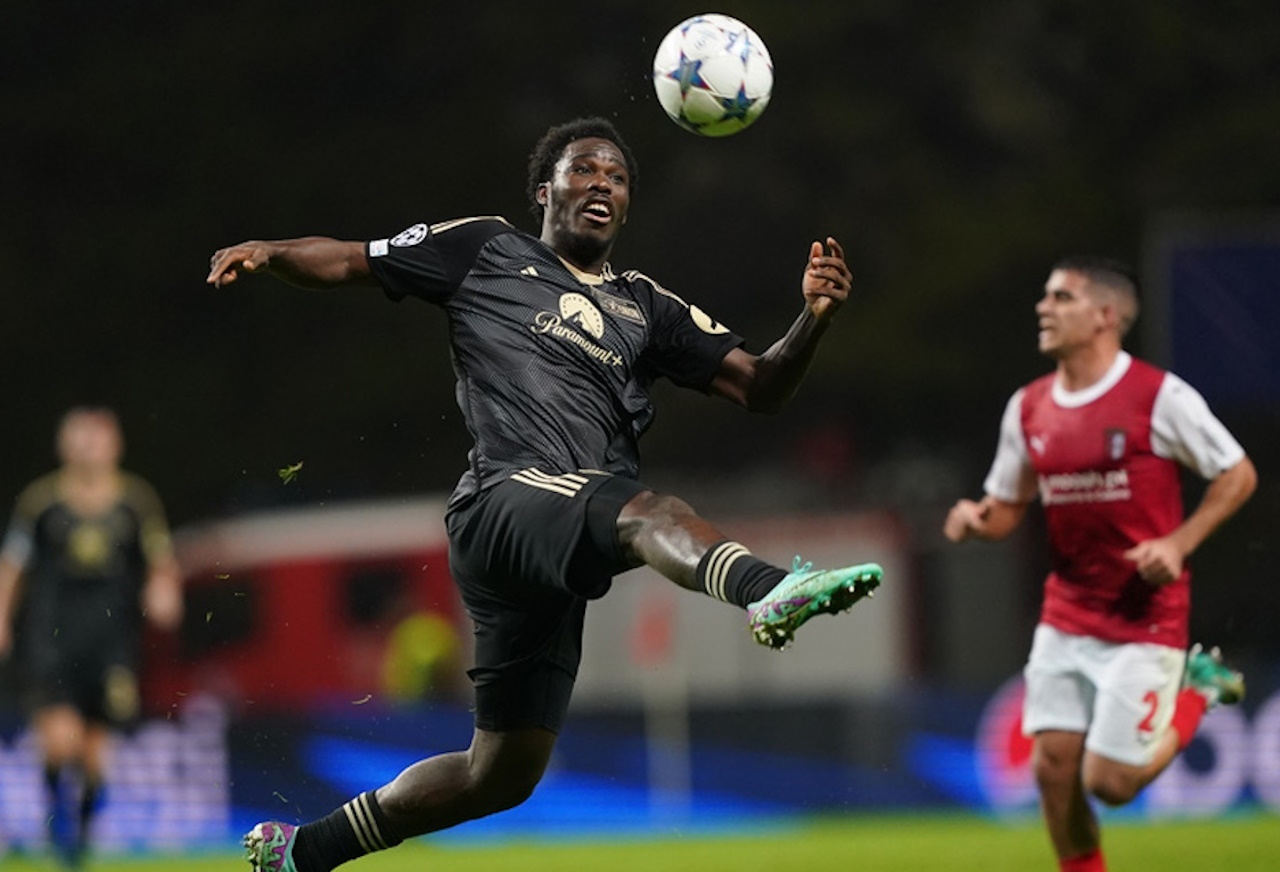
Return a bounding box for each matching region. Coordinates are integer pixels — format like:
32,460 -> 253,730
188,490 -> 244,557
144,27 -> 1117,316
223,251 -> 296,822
709,236 -> 851,412
207,237 -> 377,290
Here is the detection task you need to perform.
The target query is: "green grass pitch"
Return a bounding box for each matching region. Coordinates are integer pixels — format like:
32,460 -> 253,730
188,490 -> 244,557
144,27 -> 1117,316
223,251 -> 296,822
5,813 -> 1277,871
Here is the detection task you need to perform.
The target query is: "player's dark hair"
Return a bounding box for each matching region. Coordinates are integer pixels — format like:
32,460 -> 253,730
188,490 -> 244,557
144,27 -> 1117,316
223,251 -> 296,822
527,117 -> 639,224
1053,255 -> 1141,335
1052,255 -> 1139,298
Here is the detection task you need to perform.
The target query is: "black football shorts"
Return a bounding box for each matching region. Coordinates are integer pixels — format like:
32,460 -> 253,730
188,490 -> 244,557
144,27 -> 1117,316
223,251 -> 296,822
445,469 -> 648,733
26,658 -> 140,727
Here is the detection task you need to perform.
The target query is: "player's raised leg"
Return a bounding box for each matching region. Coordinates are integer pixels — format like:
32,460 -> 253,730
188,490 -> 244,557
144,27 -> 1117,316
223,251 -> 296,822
616,490 -> 882,649
1082,642 -> 1246,807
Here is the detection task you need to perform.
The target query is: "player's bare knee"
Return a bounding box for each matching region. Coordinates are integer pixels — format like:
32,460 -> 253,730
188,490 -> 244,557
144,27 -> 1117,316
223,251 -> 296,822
1031,741 -> 1080,790
1032,755 -> 1076,792
621,490 -> 693,525
474,761 -> 543,813
467,733 -> 551,813
616,490 -> 695,548
488,774 -> 540,813
1082,769 -> 1140,807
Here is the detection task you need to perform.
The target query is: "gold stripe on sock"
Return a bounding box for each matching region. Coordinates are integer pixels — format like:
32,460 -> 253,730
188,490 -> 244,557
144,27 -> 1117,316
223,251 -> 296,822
342,802 -> 374,855
705,542 -> 750,602
354,793 -> 389,851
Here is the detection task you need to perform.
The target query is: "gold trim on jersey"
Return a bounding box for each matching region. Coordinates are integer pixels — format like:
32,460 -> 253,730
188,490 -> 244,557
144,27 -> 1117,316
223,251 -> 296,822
556,256 -> 615,285
623,269 -> 680,302
623,270 -> 730,335
429,215 -> 511,235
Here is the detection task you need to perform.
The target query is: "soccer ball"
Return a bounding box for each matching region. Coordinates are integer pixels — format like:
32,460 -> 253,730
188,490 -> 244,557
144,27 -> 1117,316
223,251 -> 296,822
652,14 -> 773,137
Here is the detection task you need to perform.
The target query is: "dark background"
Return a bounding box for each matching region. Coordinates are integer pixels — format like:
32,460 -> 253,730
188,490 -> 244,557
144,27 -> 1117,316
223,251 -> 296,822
3,1 -> 1277,667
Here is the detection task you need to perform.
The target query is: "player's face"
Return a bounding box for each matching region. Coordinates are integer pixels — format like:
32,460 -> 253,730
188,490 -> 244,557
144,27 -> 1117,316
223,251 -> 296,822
1036,269 -> 1109,358
57,413 -> 123,471
537,137 -> 631,270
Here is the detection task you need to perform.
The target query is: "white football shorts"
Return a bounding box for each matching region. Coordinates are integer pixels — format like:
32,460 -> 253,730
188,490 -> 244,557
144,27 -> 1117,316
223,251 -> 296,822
1022,623 -> 1187,766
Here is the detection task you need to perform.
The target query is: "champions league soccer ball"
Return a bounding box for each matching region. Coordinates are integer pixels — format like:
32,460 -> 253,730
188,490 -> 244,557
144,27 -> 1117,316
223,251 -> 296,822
652,13 -> 773,137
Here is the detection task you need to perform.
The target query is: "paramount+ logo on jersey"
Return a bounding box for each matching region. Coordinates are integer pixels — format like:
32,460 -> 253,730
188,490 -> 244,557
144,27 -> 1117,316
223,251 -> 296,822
531,293 -> 624,367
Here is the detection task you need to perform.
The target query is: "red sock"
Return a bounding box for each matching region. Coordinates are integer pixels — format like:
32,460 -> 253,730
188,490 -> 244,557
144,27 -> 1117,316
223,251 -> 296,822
1060,848 -> 1107,872
1171,687 -> 1209,751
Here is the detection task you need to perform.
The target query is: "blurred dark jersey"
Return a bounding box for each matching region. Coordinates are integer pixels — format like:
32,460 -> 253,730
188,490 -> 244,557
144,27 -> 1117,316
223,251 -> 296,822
366,217 -> 744,507
1,473 -> 171,674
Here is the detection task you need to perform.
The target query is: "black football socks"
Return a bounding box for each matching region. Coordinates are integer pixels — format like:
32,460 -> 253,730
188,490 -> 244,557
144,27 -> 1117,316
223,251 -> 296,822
292,791 -> 402,872
697,540 -> 786,608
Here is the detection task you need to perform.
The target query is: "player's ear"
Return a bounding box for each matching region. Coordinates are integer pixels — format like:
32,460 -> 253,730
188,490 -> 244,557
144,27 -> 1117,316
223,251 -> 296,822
535,182 -> 550,206
1098,301 -> 1119,332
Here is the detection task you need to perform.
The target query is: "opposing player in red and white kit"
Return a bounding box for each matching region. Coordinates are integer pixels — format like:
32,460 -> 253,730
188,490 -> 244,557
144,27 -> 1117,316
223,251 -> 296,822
944,256 -> 1257,872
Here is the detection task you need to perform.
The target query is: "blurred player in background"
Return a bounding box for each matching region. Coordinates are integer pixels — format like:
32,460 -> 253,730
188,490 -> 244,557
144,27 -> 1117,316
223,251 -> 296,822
0,407 -> 183,866
207,116 -> 881,872
944,257 -> 1256,872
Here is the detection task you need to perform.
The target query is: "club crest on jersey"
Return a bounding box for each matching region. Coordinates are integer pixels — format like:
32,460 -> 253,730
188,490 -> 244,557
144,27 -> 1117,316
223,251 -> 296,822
1106,428 -> 1126,461
390,223 -> 429,247
69,521 -> 112,570
595,291 -> 646,326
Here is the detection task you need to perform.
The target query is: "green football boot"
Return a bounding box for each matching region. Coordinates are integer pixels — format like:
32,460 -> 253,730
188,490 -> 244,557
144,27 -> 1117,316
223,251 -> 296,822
1185,643 -> 1246,706
747,556 -> 883,650
244,822 -> 299,872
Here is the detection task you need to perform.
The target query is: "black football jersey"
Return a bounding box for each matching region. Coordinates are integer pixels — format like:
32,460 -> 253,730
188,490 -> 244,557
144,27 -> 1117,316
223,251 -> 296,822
1,472 -> 171,670
366,217 -> 744,505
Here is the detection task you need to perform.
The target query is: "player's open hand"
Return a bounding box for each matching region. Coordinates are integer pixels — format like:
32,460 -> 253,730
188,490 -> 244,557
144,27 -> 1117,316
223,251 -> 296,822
802,237 -> 852,318
943,498 -> 990,543
1123,538 -> 1184,586
207,242 -> 273,288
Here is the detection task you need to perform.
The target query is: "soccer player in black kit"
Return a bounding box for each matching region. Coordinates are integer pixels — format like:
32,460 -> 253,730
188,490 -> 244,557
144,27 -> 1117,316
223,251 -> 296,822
207,117 -> 882,872
0,407 -> 183,866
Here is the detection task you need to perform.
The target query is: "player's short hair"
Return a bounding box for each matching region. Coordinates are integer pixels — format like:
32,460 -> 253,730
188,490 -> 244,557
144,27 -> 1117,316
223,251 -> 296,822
526,117 -> 639,224
1052,254 -> 1141,336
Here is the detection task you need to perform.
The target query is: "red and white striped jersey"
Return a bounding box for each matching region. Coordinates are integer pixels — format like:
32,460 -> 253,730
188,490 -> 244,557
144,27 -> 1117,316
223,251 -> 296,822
982,352 -> 1245,647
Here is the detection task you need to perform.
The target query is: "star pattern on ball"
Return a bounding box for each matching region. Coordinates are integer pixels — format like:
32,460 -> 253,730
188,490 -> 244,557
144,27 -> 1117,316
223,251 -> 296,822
719,87 -> 756,123
671,53 -> 706,95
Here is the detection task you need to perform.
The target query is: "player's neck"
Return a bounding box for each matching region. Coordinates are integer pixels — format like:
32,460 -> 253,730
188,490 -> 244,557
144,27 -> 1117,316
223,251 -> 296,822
1055,344 -> 1121,392
555,254 -> 609,285
58,465 -> 122,513
542,230 -> 612,277
553,249 -> 606,278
